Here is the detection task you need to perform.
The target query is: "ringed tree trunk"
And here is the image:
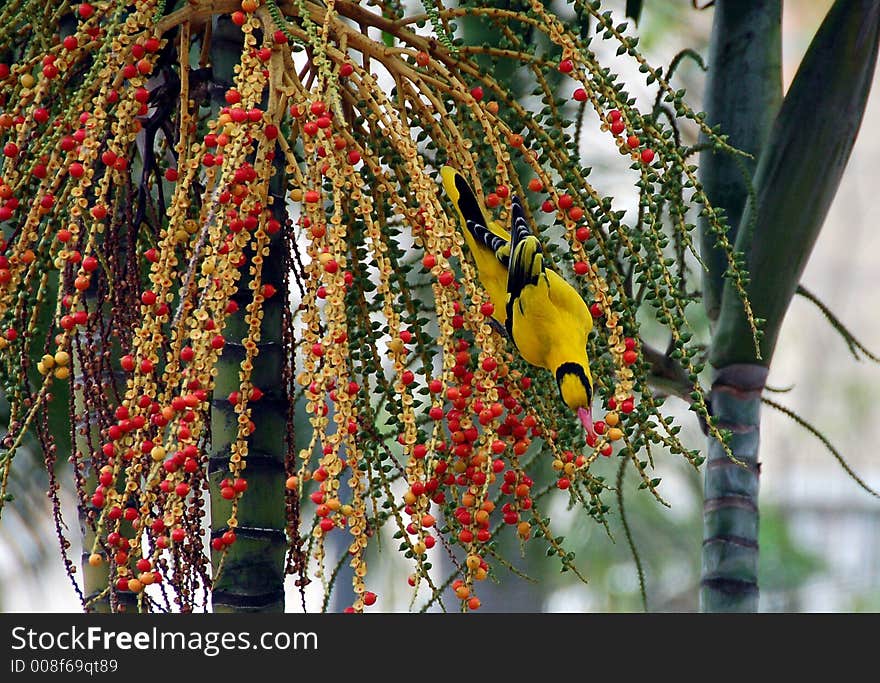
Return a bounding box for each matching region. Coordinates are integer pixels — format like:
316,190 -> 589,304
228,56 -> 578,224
700,0 -> 880,611
698,0 -> 781,613
207,15 -> 289,613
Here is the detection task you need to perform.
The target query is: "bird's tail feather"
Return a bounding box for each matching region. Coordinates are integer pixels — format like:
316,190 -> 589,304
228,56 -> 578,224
505,195 -> 546,334
441,166 -> 510,259
509,195 -> 534,252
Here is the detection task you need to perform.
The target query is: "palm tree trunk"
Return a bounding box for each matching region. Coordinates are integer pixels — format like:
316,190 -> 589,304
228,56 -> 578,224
700,365 -> 767,612
702,0 -> 880,612
207,15 -> 288,612
698,0 -> 780,613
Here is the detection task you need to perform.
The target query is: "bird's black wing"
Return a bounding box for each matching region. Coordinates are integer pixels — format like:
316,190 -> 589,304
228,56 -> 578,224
450,173 -> 511,267
505,195 -> 546,336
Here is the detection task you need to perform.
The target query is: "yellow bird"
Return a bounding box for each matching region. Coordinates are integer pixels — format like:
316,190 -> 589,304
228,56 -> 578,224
440,166 -> 595,435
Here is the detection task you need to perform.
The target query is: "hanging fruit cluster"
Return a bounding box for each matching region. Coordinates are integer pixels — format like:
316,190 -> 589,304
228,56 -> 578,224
0,0 -> 756,612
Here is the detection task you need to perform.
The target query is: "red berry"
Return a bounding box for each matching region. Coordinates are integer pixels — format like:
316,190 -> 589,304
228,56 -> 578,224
641,148 -> 655,163
575,227 -> 590,242
558,59 -> 574,74
470,86 -> 484,101
610,120 -> 625,135
573,88 -> 587,102
627,135 -> 640,149
608,109 -> 621,122
363,591 -> 377,606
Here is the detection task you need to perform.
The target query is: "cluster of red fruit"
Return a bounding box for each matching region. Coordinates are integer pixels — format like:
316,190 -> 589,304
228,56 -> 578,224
558,58 -> 655,164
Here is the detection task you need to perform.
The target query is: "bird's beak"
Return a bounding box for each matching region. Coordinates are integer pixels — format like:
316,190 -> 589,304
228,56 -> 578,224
577,406 -> 594,438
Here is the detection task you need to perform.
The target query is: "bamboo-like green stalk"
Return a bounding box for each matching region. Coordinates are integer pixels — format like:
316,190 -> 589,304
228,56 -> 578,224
700,365 -> 765,612
698,0 -> 781,615
702,0 -> 880,612
208,239 -> 287,611
207,16 -> 288,612
698,0 -> 782,323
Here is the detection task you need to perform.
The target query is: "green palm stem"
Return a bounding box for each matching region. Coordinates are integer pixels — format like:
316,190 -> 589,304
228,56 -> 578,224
697,0 -> 781,614
698,0 -> 782,323
702,0 -> 880,612
207,15 -> 288,612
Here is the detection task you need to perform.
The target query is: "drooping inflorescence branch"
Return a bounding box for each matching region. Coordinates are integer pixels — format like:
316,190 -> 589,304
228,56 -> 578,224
0,0 -> 755,611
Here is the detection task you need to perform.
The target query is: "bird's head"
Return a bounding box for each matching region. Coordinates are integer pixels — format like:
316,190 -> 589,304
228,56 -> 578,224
555,363 -> 594,437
